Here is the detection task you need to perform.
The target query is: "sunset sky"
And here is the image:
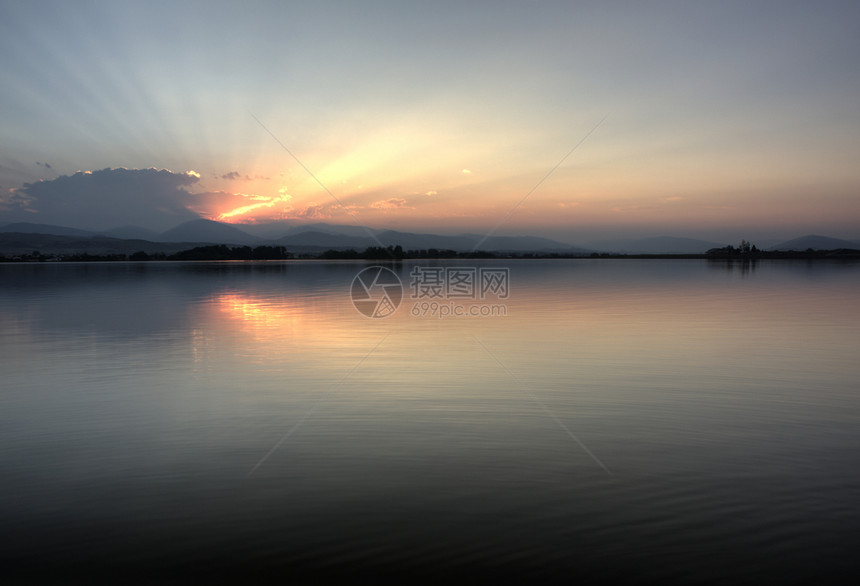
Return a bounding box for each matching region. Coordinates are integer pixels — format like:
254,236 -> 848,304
1,0 -> 859,243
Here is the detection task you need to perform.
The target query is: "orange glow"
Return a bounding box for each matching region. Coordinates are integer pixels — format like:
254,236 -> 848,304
181,109 -> 860,234
213,188 -> 293,222
187,291 -> 335,369
215,292 -> 306,334
207,290 -> 358,346
217,203 -> 272,221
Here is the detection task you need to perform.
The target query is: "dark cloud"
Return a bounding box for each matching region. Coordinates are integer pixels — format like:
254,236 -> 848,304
4,168 -> 202,231
221,171 -> 241,180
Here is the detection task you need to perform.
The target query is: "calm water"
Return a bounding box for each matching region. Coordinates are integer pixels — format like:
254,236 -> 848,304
1,259 -> 859,583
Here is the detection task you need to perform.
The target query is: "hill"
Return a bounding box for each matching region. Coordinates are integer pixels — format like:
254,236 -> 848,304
0,222 -> 95,237
590,236 -> 724,254
158,219 -> 262,245
275,231 -> 377,249
0,233 -> 209,256
230,221 -> 302,239
100,225 -> 161,240
770,234 -> 860,251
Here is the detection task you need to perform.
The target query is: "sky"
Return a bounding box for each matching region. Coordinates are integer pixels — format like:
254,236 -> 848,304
1,0 -> 859,244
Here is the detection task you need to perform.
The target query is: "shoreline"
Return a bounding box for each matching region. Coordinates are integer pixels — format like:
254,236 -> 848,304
3,249 -> 860,263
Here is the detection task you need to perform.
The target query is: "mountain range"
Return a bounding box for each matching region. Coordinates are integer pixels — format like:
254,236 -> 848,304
767,234 -> 860,251
590,236 -> 725,254
1,220 -> 858,256
0,220 -> 591,255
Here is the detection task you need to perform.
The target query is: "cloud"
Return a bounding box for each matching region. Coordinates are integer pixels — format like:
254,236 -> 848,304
425,190 -> 438,196
0,186 -> 31,211
3,167 -> 201,231
217,190 -> 292,221
219,171 -> 253,181
290,203 -> 330,220
461,169 -> 471,174
371,197 -> 410,210
244,193 -> 272,201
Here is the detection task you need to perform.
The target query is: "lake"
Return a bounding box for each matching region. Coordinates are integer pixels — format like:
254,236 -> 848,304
1,259 -> 859,583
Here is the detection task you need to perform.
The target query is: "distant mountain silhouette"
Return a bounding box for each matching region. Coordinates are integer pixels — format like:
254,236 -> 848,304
158,219 -> 261,244
475,235 -> 591,254
100,225 -> 161,240
770,234 -> 860,251
286,222 -> 375,238
5,219 -> 857,258
374,230 -> 475,250
274,227 -> 584,252
590,236 -> 724,254
235,221 -> 373,240
230,220 -> 303,239
0,233 -> 206,256
275,231 -> 377,249
0,222 -> 95,237
238,222 -> 587,252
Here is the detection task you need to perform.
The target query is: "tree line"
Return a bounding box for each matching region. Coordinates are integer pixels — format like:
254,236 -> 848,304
2,245 -> 292,262
5,239 -> 859,262
706,239 -> 759,256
